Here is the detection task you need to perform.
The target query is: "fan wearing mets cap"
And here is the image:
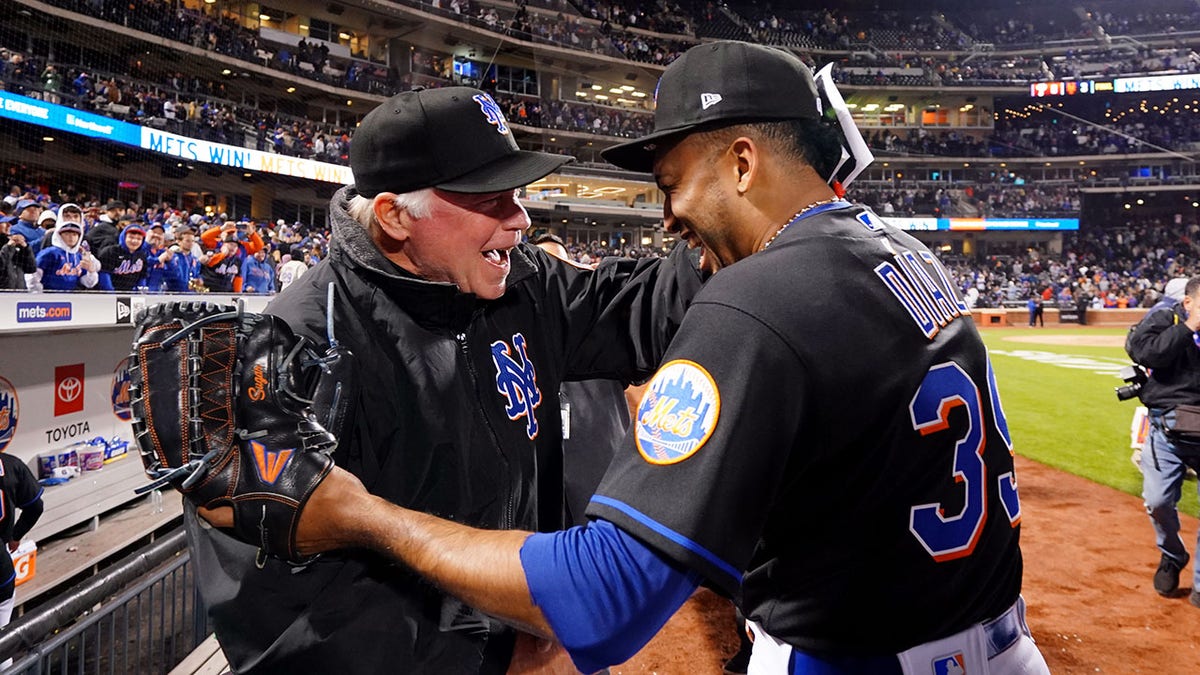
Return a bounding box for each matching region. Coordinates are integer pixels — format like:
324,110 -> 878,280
202,43 -> 1050,675
184,86 -> 704,674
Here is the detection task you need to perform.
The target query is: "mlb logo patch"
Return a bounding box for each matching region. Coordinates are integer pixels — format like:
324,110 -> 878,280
932,652 -> 966,675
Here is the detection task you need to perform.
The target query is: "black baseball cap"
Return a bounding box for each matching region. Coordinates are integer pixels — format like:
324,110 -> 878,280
602,41 -> 822,173
351,87 -> 573,198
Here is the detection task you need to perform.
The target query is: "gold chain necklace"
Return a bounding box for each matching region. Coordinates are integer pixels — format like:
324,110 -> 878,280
761,197 -> 840,251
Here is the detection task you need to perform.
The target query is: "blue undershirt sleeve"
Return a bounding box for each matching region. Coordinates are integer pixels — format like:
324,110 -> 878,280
519,518 -> 701,674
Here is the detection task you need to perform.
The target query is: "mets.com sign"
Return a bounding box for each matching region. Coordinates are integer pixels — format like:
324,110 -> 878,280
16,302 -> 72,323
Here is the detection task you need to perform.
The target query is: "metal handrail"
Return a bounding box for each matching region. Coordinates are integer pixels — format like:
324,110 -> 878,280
0,528 -> 201,674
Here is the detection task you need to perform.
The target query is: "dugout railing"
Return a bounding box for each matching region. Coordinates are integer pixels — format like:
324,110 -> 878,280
0,528 -> 209,675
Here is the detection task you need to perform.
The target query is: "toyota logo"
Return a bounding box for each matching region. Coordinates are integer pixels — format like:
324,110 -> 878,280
58,377 -> 82,403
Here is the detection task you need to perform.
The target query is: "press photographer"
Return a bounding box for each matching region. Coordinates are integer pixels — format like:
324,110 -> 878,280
1125,276 -> 1200,605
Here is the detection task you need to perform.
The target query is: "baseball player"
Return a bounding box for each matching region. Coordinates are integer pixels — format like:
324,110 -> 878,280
0,452 -> 43,632
201,42 -> 1049,674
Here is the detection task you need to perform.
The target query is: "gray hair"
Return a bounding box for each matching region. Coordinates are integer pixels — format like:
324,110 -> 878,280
347,188 -> 434,229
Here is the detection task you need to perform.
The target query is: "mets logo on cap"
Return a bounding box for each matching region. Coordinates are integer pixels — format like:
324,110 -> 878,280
473,93 -> 510,135
635,360 -> 719,464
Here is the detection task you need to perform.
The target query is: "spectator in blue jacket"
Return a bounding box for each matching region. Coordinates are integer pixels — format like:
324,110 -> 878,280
171,224 -> 205,291
240,247 -> 275,294
33,204 -> 100,292
9,200 -> 46,257
143,223 -> 186,292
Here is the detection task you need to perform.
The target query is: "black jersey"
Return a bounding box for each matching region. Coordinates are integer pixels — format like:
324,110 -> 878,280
589,202 -> 1023,657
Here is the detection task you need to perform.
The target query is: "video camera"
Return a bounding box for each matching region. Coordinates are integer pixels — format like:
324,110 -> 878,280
1115,364 -> 1149,402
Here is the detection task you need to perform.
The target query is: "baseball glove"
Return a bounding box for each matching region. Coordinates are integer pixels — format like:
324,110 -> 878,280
128,301 -> 341,566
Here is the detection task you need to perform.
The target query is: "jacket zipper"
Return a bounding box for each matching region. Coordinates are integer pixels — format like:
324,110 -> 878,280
456,331 -> 515,529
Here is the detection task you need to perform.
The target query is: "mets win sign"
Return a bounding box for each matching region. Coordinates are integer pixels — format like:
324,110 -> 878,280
635,360 -> 720,464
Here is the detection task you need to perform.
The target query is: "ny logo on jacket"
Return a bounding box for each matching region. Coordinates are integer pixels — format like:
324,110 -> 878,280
490,333 -> 541,439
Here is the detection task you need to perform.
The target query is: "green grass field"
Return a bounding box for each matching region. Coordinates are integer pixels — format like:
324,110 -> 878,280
980,326 -> 1200,516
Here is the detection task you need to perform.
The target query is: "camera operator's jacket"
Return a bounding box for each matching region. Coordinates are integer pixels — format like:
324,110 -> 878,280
183,185 -> 703,674
1126,301 -> 1200,409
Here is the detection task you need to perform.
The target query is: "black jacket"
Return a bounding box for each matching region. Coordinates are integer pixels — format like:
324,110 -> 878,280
1126,301 -> 1200,409
0,233 -> 36,290
185,185 -> 701,674
84,219 -> 119,253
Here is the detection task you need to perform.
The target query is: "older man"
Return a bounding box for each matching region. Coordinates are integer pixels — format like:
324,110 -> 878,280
216,43 -> 1050,675
186,86 -> 702,674
9,199 -> 45,257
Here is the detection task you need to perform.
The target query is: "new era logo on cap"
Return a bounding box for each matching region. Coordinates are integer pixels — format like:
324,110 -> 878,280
602,41 -> 823,173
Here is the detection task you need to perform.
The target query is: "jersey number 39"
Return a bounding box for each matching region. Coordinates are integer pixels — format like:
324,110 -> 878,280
908,359 -> 1021,562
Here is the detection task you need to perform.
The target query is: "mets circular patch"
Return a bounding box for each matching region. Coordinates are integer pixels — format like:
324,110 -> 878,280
635,359 -> 720,465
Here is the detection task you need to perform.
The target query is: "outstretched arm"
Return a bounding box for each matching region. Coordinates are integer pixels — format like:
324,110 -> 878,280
202,467 -> 553,636
200,466 -> 700,674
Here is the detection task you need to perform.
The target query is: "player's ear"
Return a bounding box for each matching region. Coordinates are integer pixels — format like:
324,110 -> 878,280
727,136 -> 759,195
372,193 -> 412,243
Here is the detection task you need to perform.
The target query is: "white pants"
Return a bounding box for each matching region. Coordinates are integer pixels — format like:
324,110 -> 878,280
0,594 -> 14,668
747,598 -> 1049,675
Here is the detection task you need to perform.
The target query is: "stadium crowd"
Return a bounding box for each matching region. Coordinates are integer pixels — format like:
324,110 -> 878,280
0,44 -> 354,165
24,0 -> 1200,95
3,175 -> 1195,324
0,188 -> 326,295
947,215 -> 1200,311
